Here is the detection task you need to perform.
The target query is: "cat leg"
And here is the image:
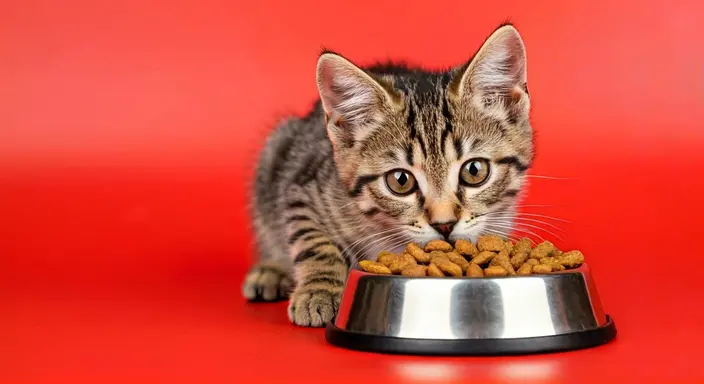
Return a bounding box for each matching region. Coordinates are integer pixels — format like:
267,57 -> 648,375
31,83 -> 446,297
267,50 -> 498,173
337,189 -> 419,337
242,259 -> 294,302
286,226 -> 348,327
242,215 -> 294,302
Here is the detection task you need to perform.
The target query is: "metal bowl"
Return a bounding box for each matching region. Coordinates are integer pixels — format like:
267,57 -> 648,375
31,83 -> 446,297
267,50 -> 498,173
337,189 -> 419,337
325,264 -> 616,355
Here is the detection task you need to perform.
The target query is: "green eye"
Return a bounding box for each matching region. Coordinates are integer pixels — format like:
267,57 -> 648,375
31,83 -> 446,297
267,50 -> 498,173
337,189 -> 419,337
385,169 -> 417,195
460,158 -> 490,187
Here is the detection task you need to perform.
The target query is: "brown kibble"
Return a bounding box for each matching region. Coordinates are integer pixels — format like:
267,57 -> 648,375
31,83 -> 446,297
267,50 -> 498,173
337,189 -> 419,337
490,250 -> 516,275
477,235 -> 506,252
362,240 -> 585,277
434,260 -> 463,277
557,250 -> 585,268
530,241 -> 559,259
377,251 -> 399,267
389,259 -> 415,274
401,264 -> 428,277
429,251 -> 450,264
511,238 -> 532,255
539,256 -> 560,265
539,257 -> 565,272
424,239 -> 453,252
447,251 -> 470,272
484,265 -> 509,277
406,243 -> 431,263
454,239 -> 478,257
472,251 -> 497,265
400,253 -> 417,264
360,260 -> 392,274
466,263 -> 484,277
427,263 -> 444,277
504,240 -> 514,253
532,264 -> 553,274
517,263 -> 533,275
509,238 -> 532,269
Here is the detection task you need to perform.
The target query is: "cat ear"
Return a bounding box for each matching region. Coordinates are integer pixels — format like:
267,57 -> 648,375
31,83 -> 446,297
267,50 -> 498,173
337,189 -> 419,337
452,25 -> 529,120
316,53 -> 398,147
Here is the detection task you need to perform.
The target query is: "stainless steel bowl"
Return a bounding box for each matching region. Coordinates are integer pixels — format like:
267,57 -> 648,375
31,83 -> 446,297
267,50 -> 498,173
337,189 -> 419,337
325,263 -> 616,355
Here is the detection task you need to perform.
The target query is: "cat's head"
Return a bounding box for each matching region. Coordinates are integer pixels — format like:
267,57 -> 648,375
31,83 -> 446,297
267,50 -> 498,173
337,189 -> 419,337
316,24 -> 534,250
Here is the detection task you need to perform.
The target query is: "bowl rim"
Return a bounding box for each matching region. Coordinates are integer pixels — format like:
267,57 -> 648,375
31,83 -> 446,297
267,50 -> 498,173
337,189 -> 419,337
350,263 -> 589,280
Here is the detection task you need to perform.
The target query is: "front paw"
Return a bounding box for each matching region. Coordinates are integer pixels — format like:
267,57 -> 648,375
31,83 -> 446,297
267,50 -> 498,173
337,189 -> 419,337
287,288 -> 342,327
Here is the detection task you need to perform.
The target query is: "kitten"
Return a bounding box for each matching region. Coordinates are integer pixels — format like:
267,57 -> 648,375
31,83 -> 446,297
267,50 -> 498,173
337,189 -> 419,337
242,24 -> 534,327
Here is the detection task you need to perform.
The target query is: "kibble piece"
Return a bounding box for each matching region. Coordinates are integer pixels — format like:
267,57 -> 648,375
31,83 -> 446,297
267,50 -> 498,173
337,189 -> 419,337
490,250 -> 516,275
377,251 -> 399,267
434,260 -> 463,277
472,251 -> 497,265
455,239 -> 478,257
477,235 -> 506,252
532,264 -> 553,274
399,253 -> 417,265
557,250 -> 585,268
447,251 -> 470,272
516,263 -> 533,275
429,251 -> 450,264
510,238 -> 532,269
466,263 -> 484,277
389,259 -> 415,274
427,263 -> 444,277
401,264 -> 428,277
530,241 -> 559,259
504,240 -> 514,253
360,260 -> 392,274
405,243 -> 431,263
539,256 -> 560,265
484,265 -> 509,277
511,238 -> 533,256
539,257 -> 565,272
424,239 -> 453,252
526,258 -> 539,266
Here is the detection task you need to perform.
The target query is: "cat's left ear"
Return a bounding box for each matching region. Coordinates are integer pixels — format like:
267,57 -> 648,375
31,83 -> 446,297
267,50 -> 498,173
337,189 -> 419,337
451,24 -> 530,122
316,53 -> 400,148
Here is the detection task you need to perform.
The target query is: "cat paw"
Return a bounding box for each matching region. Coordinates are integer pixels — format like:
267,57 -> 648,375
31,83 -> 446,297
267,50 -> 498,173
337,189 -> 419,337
242,261 -> 293,302
287,288 -> 341,327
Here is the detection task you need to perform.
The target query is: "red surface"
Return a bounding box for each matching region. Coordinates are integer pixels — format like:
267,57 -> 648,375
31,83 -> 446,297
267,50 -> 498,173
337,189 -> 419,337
2,0 -> 704,382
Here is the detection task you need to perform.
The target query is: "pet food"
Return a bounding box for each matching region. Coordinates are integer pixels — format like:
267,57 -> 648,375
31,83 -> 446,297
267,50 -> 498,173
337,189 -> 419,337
358,235 -> 587,278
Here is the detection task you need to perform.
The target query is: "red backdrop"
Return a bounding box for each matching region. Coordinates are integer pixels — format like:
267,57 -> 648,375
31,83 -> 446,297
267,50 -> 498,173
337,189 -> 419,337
2,0 -> 703,382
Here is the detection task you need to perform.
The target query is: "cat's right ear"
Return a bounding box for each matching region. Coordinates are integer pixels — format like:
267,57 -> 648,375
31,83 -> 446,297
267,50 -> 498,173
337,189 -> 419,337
316,53 -> 399,148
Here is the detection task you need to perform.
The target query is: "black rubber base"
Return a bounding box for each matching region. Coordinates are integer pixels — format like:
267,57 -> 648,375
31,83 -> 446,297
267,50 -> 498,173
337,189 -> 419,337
325,315 -> 617,356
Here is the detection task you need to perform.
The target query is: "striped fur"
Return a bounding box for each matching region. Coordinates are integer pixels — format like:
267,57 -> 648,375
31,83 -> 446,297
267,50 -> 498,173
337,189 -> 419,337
242,24 -> 535,327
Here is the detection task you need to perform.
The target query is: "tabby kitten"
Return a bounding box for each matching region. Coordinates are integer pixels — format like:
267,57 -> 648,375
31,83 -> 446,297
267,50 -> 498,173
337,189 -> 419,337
242,24 -> 534,327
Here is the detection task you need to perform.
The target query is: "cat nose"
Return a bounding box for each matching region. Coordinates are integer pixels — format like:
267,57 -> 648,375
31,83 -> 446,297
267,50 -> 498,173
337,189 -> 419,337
431,221 -> 457,239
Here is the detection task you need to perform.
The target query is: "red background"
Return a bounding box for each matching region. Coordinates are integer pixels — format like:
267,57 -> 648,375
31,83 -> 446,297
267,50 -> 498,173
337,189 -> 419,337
2,0 -> 703,382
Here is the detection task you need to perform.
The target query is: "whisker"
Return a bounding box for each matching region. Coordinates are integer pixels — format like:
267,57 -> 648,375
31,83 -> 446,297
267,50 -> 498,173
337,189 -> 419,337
345,228 -> 404,260
487,211 -> 572,224
340,226 -> 402,261
525,175 -> 577,180
480,227 -> 520,243
512,204 -> 565,209
485,222 -> 543,243
485,215 -> 567,232
328,200 -> 360,215
485,220 -> 563,242
349,231 -> 407,269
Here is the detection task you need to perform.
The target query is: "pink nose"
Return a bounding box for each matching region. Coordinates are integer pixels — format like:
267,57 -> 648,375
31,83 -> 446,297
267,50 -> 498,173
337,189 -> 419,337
431,221 -> 457,239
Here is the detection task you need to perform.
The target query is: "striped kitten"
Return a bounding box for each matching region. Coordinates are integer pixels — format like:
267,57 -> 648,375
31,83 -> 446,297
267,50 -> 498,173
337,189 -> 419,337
242,24 -> 534,327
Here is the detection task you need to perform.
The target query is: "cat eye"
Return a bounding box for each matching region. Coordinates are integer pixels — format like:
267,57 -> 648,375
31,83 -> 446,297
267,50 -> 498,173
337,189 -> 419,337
384,169 -> 417,196
460,158 -> 491,187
